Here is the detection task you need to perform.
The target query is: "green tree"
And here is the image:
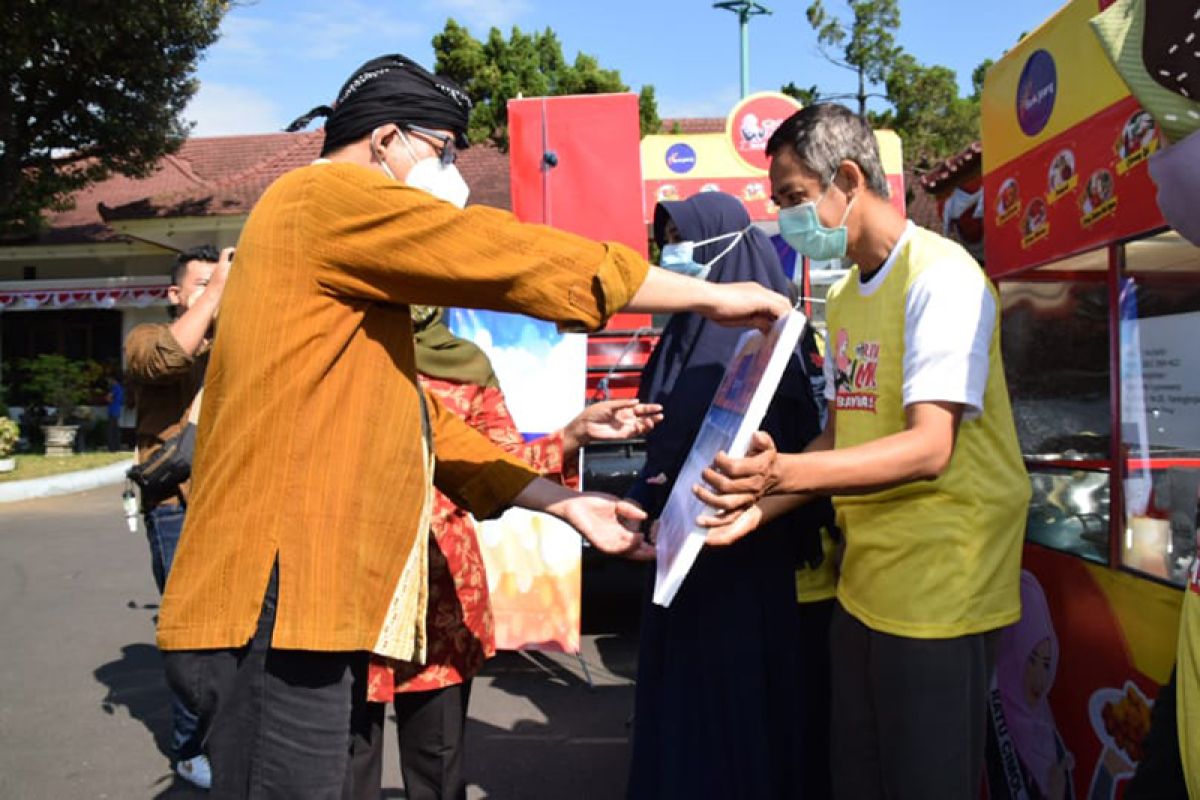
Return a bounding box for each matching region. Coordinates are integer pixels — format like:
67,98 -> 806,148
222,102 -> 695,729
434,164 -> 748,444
432,20 -> 660,149
875,53 -> 979,170
0,1 -> 229,240
971,58 -> 995,101
781,82 -> 823,106
19,355 -> 99,426
805,0 -> 901,116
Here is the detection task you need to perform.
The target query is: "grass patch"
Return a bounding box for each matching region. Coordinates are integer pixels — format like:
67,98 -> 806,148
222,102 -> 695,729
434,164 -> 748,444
0,451 -> 132,482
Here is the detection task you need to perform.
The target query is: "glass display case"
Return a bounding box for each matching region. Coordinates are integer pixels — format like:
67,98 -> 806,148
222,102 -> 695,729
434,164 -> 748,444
999,246 -> 1113,561
1118,231 -> 1200,586
999,232 -> 1200,588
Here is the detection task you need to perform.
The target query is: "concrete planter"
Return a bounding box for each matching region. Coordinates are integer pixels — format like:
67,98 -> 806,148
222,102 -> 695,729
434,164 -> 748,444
42,425 -> 79,457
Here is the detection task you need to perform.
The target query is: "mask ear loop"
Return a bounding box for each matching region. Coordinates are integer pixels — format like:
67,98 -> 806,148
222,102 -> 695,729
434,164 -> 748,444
370,129 -> 399,181
396,130 -> 423,164
699,223 -> 756,268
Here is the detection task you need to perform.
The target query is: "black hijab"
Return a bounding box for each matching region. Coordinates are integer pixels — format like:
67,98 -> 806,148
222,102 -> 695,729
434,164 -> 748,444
630,191 -> 832,564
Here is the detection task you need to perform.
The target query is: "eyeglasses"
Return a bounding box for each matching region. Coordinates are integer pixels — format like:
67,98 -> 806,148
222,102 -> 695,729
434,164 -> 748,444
404,124 -> 457,166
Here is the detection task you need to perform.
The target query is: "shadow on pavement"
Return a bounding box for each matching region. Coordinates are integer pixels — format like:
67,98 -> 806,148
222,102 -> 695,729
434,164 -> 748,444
93,643 -> 209,798
458,555 -> 649,798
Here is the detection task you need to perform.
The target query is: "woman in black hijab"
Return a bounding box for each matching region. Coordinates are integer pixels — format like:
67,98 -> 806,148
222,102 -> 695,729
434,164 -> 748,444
626,191 -> 835,799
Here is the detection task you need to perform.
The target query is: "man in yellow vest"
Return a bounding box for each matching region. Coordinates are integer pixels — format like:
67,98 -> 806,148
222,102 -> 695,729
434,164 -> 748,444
695,103 -> 1032,798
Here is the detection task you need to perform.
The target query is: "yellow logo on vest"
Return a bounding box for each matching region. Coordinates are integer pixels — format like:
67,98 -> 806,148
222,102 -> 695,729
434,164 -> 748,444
832,328 -> 879,413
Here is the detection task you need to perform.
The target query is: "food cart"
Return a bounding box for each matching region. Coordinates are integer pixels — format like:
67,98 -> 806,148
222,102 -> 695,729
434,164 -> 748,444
980,0 -> 1199,795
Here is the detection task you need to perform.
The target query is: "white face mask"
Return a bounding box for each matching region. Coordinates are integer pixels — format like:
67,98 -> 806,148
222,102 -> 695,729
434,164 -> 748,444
375,128 -> 470,209
405,155 -> 470,208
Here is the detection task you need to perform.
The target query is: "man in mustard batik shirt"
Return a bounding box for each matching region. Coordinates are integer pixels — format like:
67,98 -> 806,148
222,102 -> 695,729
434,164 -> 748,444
156,54 -> 791,798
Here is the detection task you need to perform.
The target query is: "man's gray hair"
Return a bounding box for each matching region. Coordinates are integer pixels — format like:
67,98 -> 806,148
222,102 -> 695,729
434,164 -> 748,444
766,104 -> 890,198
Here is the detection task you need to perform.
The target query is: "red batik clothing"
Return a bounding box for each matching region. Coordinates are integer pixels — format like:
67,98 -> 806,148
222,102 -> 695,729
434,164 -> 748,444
367,375 -> 576,699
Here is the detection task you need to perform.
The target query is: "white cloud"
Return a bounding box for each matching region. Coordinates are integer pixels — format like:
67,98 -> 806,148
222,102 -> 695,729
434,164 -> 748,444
291,4 -> 425,61
430,0 -> 533,33
211,15 -> 275,64
206,4 -> 425,68
658,84 -> 741,120
185,82 -> 285,136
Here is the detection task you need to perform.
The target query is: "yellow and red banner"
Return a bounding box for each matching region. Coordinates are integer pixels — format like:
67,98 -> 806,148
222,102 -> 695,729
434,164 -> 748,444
981,0 -> 1166,276
641,92 -> 906,221
985,546 -> 1182,798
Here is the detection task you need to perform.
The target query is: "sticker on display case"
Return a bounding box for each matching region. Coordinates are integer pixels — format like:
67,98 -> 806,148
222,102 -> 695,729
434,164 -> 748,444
1114,110 -> 1160,176
656,183 -> 680,202
1021,197 -> 1050,248
996,177 -> 1022,225
1047,148 -> 1078,204
1080,169 -> 1118,227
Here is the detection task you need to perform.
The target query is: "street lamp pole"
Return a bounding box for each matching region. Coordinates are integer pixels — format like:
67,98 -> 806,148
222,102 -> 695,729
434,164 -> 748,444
713,1 -> 772,99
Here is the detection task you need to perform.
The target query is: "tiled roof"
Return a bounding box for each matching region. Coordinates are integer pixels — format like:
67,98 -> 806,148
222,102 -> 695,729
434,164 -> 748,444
904,169 -> 942,231
25,130 -> 512,244
30,118 -> 764,245
658,118 -> 726,134
99,131 -> 512,221
919,141 -> 982,195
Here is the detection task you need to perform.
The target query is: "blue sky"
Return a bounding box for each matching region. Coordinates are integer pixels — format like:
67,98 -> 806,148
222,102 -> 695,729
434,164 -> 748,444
187,0 -> 1066,136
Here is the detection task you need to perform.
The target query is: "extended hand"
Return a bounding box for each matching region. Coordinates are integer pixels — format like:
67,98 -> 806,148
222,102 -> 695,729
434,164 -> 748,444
554,492 -> 654,561
692,430 -> 779,514
700,282 -> 791,333
700,504 -> 764,547
574,399 -> 663,444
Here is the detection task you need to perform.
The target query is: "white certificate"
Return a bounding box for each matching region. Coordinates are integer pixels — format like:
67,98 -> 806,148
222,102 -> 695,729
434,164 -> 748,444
652,310 -> 808,607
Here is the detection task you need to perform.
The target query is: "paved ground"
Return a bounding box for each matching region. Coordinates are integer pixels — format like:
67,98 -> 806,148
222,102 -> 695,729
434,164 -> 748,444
0,486 -> 648,799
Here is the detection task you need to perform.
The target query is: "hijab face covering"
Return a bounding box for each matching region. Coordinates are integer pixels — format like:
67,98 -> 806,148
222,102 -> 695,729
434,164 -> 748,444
659,227 -> 751,280
410,306 -> 498,388
777,171 -> 856,261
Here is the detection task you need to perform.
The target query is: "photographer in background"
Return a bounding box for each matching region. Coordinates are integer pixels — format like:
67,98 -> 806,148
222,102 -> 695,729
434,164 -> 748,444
123,244 -> 231,791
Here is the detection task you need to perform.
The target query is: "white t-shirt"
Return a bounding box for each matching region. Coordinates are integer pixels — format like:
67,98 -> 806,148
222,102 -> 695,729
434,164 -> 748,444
823,222 -> 995,420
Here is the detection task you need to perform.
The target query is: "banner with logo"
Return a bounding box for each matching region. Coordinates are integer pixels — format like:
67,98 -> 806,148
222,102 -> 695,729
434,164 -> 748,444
446,307 -> 588,654
483,94 -> 649,653
641,92 -> 906,221
981,0 -> 1165,277
984,546 -> 1181,799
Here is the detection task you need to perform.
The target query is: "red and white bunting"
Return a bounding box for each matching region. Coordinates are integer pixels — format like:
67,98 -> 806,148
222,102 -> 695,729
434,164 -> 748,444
0,286 -> 168,311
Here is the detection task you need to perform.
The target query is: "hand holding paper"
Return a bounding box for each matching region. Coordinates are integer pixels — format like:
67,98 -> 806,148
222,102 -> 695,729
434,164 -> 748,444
692,430 -> 779,516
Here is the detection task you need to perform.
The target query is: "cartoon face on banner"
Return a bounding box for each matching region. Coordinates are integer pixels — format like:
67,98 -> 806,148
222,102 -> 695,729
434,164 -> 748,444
996,177 -> 1022,225
1047,149 -> 1078,203
725,92 -> 803,173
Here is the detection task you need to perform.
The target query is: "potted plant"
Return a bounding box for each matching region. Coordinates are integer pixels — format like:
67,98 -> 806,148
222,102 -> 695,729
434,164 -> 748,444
20,355 -> 96,457
0,416 -> 18,472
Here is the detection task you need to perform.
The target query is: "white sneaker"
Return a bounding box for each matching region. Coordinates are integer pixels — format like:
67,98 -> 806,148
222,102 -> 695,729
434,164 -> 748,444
176,754 -> 212,790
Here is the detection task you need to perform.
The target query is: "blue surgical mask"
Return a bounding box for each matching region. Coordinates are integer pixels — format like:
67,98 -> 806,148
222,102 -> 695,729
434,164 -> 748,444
778,174 -> 855,261
658,227 -> 748,279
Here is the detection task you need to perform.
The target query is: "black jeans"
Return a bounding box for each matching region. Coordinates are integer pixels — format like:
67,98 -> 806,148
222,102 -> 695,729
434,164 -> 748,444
830,602 -> 998,800
343,680 -> 473,800
165,567 -> 365,799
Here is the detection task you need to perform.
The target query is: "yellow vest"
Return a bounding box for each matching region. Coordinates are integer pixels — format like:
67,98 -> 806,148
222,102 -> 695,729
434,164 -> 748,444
1179,564 -> 1199,796
795,527 -> 838,603
826,227 -> 1031,638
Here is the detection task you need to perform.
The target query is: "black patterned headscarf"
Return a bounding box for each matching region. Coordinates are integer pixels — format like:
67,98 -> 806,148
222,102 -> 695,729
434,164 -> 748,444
285,54 -> 473,155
